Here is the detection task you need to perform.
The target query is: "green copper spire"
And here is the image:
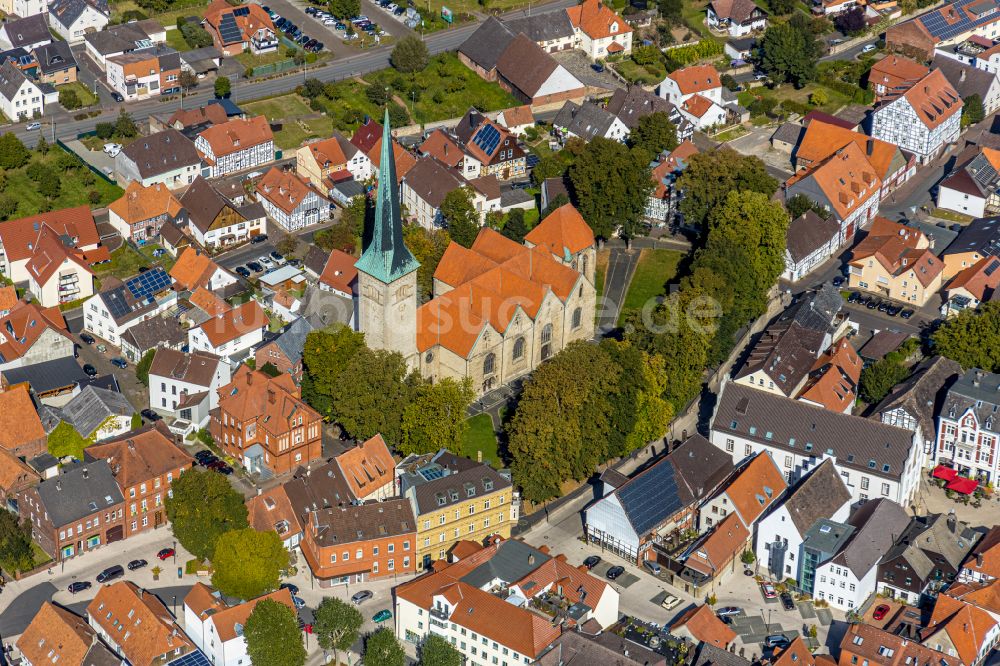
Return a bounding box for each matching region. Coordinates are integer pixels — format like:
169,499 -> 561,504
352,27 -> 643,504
355,110 -> 420,284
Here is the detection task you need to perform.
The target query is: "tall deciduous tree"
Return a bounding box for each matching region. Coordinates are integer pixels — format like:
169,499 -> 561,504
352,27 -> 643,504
403,224 -> 451,301
501,208 -> 529,244
301,325 -> 366,419
313,598 -> 363,666
568,137 -> 653,242
214,76 -> 231,99
211,528 -> 289,600
390,36 -> 430,74
419,635 -> 463,666
0,509 -> 33,572
859,356 -> 910,404
329,0 -> 361,18
0,134 -> 29,170
244,599 -> 306,666
439,187 -> 480,248
364,628 -> 406,666
757,17 -> 820,87
135,349 -> 155,387
963,94 -> 985,128
328,347 -> 416,445
932,302 -> 1000,371
628,112 -> 679,156
675,149 -> 778,232
164,468 -> 248,560
400,378 -> 474,456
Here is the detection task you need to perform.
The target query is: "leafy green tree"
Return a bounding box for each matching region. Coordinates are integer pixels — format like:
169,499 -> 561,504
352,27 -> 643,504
758,18 -> 820,87
131,412 -> 142,430
403,224 -> 450,301
0,133 -> 29,170
568,137 -> 653,242
859,356 -> 910,404
35,135 -> 48,155
114,110 -> 138,138
214,76 -> 231,99
364,628 -> 406,666
301,325 -> 366,418
37,168 -> 60,200
165,468 -> 248,560
47,421 -> 87,460
624,350 -> 673,450
180,21 -> 214,48
244,599 -> 306,666
932,302 -> 1000,371
501,208 -> 529,244
0,509 -> 33,572
766,0 -> 796,13
329,0 -> 361,18
785,193 -> 828,220
388,103 -> 409,128
391,36 -> 430,74
329,347 -> 416,446
59,88 -> 81,109
628,112 -> 678,156
541,192 -> 570,219
344,194 -> 370,240
657,0 -> 683,22
276,233 -> 299,257
963,94 -> 985,128
834,6 -> 866,34
315,220 -> 358,253
366,84 -> 391,107
260,362 -> 281,377
400,378 -> 475,455
211,528 -> 289,599
419,635 -> 463,666
0,195 -> 18,220
676,149 -> 778,232
439,187 -> 480,248
313,598 -> 363,666
135,349 -> 155,387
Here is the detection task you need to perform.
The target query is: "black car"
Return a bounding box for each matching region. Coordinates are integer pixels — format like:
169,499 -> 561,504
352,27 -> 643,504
866,298 -> 879,309
901,308 -> 915,319
235,266 -> 251,278
281,582 -> 300,595
83,364 -> 97,377
877,300 -> 890,312
247,261 -> 264,273
68,581 -> 92,594
848,291 -> 861,303
887,305 -> 902,316
583,555 -> 601,569
779,592 -> 795,611
251,234 -> 268,244
311,42 -> 324,52
270,251 -> 284,261
298,34 -> 310,44
605,565 -> 625,580
305,6 -> 316,13
832,275 -> 845,287
215,464 -> 234,475
275,16 -> 286,27
287,258 -> 302,267
110,357 -> 128,369
194,449 -> 215,460
196,456 -> 218,467
128,559 -> 148,571
140,409 -> 161,422
111,92 -> 124,102
80,332 -> 96,345
96,565 -> 125,584
305,38 -> 317,49
393,6 -> 405,14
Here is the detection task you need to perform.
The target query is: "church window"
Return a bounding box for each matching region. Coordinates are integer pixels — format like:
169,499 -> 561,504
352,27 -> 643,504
572,308 -> 582,329
425,352 -> 434,363
513,337 -> 525,361
582,255 -> 588,276
541,324 -> 553,361
484,353 -> 496,376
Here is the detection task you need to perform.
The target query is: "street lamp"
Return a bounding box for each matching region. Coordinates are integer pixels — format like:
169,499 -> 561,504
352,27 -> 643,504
172,540 -> 177,564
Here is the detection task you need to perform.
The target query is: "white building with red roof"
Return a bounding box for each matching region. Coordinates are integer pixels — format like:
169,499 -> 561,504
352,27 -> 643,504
194,115 -> 274,178
188,299 -> 268,360
566,0 -> 633,58
871,68 -> 962,164
658,65 -> 731,129
255,166 -> 330,232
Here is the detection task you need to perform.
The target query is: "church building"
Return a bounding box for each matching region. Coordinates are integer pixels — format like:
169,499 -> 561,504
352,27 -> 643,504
354,112 -> 598,395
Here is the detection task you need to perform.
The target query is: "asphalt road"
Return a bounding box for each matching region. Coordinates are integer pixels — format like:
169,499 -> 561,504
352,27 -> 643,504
15,0 -> 577,147
0,582 -> 56,637
597,247 -> 640,335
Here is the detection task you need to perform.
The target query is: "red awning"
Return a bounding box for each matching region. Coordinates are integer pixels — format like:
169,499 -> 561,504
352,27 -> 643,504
932,465 -> 958,481
946,477 -> 979,495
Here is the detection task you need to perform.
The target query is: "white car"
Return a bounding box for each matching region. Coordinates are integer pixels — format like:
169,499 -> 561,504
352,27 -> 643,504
103,143 -> 123,157
324,18 -> 337,24
387,3 -> 398,10
25,121 -> 41,131
861,44 -> 877,53
660,593 -> 681,610
259,256 -> 275,268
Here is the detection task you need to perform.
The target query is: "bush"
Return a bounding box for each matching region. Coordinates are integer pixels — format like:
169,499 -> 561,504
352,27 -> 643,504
179,22 -> 214,49
95,122 -> 114,139
59,88 -> 82,110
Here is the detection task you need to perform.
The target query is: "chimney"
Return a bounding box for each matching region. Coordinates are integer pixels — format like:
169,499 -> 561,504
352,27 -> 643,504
947,510 -> 957,533
978,552 -> 985,567
867,138 -> 874,156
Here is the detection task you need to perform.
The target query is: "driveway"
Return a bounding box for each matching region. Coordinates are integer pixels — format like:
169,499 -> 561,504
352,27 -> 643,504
597,247 -> 640,335
726,125 -> 793,178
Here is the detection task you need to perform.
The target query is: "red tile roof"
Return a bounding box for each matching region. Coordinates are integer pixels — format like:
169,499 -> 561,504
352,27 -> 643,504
947,256 -> 1000,301
897,68 -> 963,130
0,206 -> 99,262
786,141 -> 881,220
170,247 -> 226,291
667,65 -> 721,96
721,452 -> 788,527
198,300 -> 268,348
334,434 -> 395,499
0,384 -> 47,454
524,203 -> 595,258
566,0 -> 632,39
256,167 -> 321,215
670,604 -> 737,648
681,93 -> 714,119
108,181 -> 183,225
198,116 -> 273,158
850,218 -> 941,287
0,301 -> 70,364
319,248 -> 358,295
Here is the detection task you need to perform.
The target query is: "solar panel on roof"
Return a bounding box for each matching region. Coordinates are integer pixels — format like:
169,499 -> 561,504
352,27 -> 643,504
218,13 -> 242,42
125,267 -> 171,301
986,259 -> 1000,276
473,124 -> 501,155
233,6 -> 250,15
615,459 -> 684,536
167,651 -> 213,666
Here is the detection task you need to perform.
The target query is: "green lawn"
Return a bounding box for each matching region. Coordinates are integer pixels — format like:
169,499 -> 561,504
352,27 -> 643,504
244,95 -> 314,120
618,249 -> 682,325
138,243 -> 175,270
57,81 -> 98,107
244,95 -> 332,150
95,246 -> 153,280
236,49 -> 292,70
163,27 -> 189,52
0,540 -> 50,574
614,58 -> 666,86
110,0 -> 206,27
595,248 -> 609,300
461,414 -> 499,468
3,149 -> 122,218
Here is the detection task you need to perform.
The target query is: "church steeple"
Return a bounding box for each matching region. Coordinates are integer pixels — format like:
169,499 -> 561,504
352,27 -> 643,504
354,110 -> 419,284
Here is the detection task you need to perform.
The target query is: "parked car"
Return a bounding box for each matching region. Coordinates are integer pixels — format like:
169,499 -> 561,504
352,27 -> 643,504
780,592 -> 795,611
312,42 -> 324,52
280,582 -> 299,595
293,596 -> 307,610
80,332 -> 96,345
373,609 -> 392,623
157,548 -> 175,560
352,590 -> 374,604
887,305 -> 902,316
103,143 -> 122,157
832,276 -> 845,287
194,450 -> 216,461
68,581 -> 92,594
716,606 -> 742,619
270,251 -> 284,262
251,234 -> 267,244
247,261 -> 264,272
259,256 -> 275,268
393,6 -> 405,14
83,364 -> 97,377
660,593 -> 681,610
861,43 -> 877,53
275,17 -> 287,27
111,92 -> 125,103
336,21 -> 347,29
591,63 -> 604,73
298,33 -> 310,44
866,298 -> 879,309
128,559 -> 148,570
877,300 -> 890,312
96,565 -> 125,584
583,555 -> 601,569
305,38 -> 318,48
643,560 -> 662,575
760,581 -> 777,599
873,604 -> 890,620
765,635 -> 791,649
235,266 -> 251,278
901,309 -> 915,319
606,565 -> 625,580
26,121 -> 41,131
110,357 -> 128,369
140,409 -> 160,422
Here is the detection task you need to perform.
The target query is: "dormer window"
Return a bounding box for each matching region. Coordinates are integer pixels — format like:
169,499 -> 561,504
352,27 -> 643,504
610,21 -> 618,32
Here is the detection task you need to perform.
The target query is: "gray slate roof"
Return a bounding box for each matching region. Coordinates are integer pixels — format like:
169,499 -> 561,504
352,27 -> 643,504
504,12 -> 575,43
713,382 -> 917,481
873,356 -> 961,441
540,631 -> 667,666
121,129 -> 200,180
40,385 -> 135,438
459,538 -> 550,588
553,100 -> 618,141
933,55 -> 997,102
941,368 -> 1000,435
0,59 -> 30,103
945,215 -> 1000,257
831,498 -> 909,578
881,513 -> 980,583
120,316 -> 186,354
35,460 -> 124,528
2,14 -> 51,48
605,84 -> 691,136
268,316 -> 316,366
458,17 -> 514,71
691,642 -> 752,666
33,41 -> 77,75
780,458 -> 852,535
398,450 -> 512,516
1,356 -> 87,393
49,0 -> 108,30
786,210 -> 840,264
83,22 -> 154,55
734,321 -> 825,394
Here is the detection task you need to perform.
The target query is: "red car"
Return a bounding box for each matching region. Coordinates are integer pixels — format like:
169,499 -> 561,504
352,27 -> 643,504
872,604 -> 890,621
157,548 -> 175,560
760,582 -> 777,599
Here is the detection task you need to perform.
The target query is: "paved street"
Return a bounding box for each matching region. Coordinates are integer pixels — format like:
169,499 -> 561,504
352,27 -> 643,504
598,247 -> 640,334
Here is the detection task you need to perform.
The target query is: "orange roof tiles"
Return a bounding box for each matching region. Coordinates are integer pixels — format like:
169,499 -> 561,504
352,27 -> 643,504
208,588 -> 296,642
305,133 -> 355,170
0,286 -> 18,312
786,141 -> 881,220
897,68 -> 962,130
670,604 -> 737,648
948,579 -> 1000,614
501,105 -> 534,128
961,526 -> 1000,581
799,339 -> 862,413
682,93 -> 714,118
525,203 -> 596,259
198,116 -> 273,158
667,65 -> 721,96
923,593 -> 997,664
256,167 -> 321,215
17,602 -> 101,666
0,301 -> 70,364
869,55 -> 930,97
947,256 -> 1000,301
335,434 -> 395,499
108,181 -> 183,226
722,452 -> 788,526
368,137 -> 416,182
774,637 -> 816,666
0,445 -> 39,493
189,286 -> 231,317
247,484 -> 303,540
23,225 -> 93,286
87,425 -> 193,490
170,247 -> 225,291
0,384 -> 45,453
217,366 -> 317,436
850,218 -> 942,287
513,555 -> 608,609
86,581 -> 195,666
566,0 -> 632,39
684,512 -> 750,577
167,103 -> 229,129
796,120 -> 902,181
319,248 -> 358,295
205,0 -> 274,45
199,299 -> 268,348
0,206 -> 99,263
420,129 -> 467,168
